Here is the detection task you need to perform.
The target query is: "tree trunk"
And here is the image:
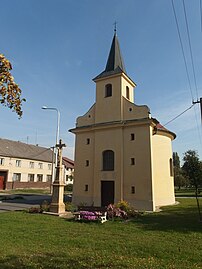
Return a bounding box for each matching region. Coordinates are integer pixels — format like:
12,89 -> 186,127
195,186 -> 202,222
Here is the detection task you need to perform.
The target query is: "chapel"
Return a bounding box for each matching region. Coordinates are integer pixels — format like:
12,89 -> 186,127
70,31 -> 176,211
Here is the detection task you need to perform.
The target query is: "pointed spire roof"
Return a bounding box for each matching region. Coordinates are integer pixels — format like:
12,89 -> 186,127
105,33 -> 126,73
93,32 -> 127,81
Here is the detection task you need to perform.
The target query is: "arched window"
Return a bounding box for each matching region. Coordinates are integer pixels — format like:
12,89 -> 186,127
103,150 -> 114,171
169,158 -> 173,177
105,84 -> 112,97
126,86 -> 130,99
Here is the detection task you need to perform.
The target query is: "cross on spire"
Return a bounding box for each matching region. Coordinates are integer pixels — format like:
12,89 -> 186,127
113,21 -> 118,34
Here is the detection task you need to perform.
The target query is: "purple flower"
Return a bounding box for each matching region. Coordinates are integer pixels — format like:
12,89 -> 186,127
80,211 -> 98,221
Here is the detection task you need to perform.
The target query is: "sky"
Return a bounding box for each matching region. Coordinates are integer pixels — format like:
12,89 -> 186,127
1,0 -> 202,162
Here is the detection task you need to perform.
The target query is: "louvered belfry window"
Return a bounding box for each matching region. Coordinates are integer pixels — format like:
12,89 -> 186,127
105,84 -> 112,97
103,150 -> 114,171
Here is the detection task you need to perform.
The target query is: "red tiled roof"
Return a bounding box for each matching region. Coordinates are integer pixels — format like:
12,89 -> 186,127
156,123 -> 169,132
156,123 -> 176,139
62,157 -> 74,169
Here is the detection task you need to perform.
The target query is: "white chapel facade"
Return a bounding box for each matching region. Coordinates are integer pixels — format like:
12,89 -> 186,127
70,32 -> 176,211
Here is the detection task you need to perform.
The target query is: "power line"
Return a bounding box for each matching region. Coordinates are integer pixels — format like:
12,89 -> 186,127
200,0 -> 202,32
193,104 -> 202,147
171,0 -> 194,101
182,0 -> 199,100
182,0 -> 202,150
163,104 -> 194,126
171,0 -> 202,151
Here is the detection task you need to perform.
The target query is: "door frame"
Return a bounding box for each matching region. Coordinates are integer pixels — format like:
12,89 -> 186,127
101,180 -> 115,207
0,170 -> 8,190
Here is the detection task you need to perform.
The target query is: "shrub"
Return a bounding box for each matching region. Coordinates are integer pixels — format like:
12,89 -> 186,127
28,207 -> 41,214
127,207 -> 142,218
107,204 -> 127,220
107,200 -> 142,220
64,184 -> 73,192
65,202 -> 77,212
28,200 -> 50,214
116,200 -> 130,212
40,200 -> 50,212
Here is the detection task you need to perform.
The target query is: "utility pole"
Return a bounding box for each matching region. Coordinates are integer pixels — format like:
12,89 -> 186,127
192,97 -> 202,222
193,98 -> 202,124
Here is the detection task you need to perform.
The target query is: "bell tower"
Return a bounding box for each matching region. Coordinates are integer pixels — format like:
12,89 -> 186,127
93,32 -> 136,124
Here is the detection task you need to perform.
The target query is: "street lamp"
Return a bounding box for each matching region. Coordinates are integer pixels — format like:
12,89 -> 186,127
42,106 -> 60,146
42,106 -> 60,184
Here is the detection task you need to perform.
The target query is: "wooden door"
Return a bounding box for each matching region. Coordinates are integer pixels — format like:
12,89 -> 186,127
0,176 -> 4,190
101,181 -> 114,207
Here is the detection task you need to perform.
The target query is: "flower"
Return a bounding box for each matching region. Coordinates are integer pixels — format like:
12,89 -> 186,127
80,211 -> 98,221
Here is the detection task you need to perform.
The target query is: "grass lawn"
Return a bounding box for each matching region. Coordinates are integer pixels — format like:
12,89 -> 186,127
0,199 -> 201,269
0,188 -> 50,195
175,188 -> 202,198
0,188 -> 72,195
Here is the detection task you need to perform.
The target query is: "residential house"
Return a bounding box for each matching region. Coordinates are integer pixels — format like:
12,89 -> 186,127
0,138 -> 53,190
62,157 -> 74,185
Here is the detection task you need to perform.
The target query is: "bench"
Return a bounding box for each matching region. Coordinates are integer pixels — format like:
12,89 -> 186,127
74,206 -> 108,223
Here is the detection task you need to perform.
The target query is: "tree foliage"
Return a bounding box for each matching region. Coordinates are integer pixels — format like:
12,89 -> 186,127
0,54 -> 25,117
173,152 -> 187,189
182,150 -> 202,189
182,150 -> 202,221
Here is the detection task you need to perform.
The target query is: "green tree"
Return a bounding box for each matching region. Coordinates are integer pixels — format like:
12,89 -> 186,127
182,150 -> 202,221
0,54 -> 25,117
173,152 -> 187,190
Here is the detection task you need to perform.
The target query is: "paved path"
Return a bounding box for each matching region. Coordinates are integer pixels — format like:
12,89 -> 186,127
0,193 -> 51,213
0,193 -> 72,213
0,201 -> 39,212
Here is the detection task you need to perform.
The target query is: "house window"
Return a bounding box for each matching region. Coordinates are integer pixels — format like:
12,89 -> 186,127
126,86 -> 130,99
131,158 -> 135,165
131,186 -> 135,194
13,173 -> 21,181
48,164 -> 52,170
169,158 -> 173,177
86,160 -> 89,167
86,138 -> 90,145
37,174 -> 43,182
38,163 -> 43,169
28,174 -> 34,182
16,160 -> 21,167
105,84 -> 112,97
46,175 -> 52,182
85,184 -> 89,191
103,150 -> 114,171
0,158 -> 4,165
29,162 -> 34,169
131,133 -> 135,141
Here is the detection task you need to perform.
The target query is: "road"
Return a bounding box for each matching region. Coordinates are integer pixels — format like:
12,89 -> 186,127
0,193 -> 72,213
0,193 -> 52,212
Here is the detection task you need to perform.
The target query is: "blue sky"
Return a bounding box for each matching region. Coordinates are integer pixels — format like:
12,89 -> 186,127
1,0 -> 202,162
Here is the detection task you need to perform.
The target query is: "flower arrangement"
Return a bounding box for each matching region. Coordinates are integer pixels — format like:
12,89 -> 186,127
107,200 -> 141,220
107,203 -> 127,220
80,211 -> 98,221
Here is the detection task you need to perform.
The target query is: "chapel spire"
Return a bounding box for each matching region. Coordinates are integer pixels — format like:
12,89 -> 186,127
93,31 -> 127,81
105,32 -> 126,74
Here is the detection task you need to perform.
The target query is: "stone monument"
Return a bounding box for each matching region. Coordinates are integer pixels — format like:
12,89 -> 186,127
49,139 -> 66,215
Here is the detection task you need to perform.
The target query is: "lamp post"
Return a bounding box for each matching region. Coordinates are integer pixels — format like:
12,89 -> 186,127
41,106 -> 60,184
